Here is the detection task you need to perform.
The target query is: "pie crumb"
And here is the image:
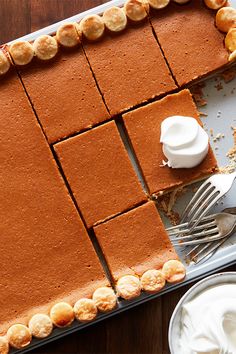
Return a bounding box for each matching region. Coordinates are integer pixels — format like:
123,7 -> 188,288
199,111 -> 208,117
191,83 -> 207,107
215,81 -> 223,91
220,128 -> 236,173
221,67 -> 236,83
213,132 -> 224,142
157,188 -> 186,225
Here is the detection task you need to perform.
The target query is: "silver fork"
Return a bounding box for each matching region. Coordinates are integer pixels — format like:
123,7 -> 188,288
167,210 -> 236,247
181,172 -> 236,231
186,207 -> 236,263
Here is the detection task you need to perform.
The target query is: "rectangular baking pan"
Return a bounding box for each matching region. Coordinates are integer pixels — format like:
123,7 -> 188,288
7,0 -> 236,352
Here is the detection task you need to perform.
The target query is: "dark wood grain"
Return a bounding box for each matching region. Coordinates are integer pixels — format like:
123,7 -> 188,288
0,0 -> 31,44
1,1 -> 235,353
30,0 -> 108,33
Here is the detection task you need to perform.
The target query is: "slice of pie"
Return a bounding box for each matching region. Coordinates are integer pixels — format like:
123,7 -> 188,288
94,201 -> 178,281
54,120 -> 147,228
150,0 -> 229,86
123,89 -> 217,196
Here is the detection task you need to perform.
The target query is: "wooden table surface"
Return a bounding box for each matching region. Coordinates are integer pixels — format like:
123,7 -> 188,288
1,1 -> 235,353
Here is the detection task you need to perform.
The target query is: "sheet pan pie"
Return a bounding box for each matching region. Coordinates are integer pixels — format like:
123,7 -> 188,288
0,0 -> 236,351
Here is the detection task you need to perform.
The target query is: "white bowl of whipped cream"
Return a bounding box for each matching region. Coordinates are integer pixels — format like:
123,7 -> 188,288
169,272 -> 236,354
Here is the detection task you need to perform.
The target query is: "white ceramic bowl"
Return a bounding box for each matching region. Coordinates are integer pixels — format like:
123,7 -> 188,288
168,271 -> 236,354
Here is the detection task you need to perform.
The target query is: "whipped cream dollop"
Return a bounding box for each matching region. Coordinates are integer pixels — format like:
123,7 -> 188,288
179,284 -> 236,354
160,116 -> 209,168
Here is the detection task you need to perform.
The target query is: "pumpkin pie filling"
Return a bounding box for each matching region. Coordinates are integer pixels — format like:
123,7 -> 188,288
83,22 -> 177,116
93,202 -> 179,281
150,0 -> 229,86
0,71 -> 108,334
17,47 -> 110,144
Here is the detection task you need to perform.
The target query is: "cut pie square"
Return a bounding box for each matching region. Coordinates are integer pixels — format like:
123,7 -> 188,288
17,47 -> 110,144
83,22 -> 177,116
150,0 -> 229,86
0,71 -> 108,334
54,120 -> 147,228
94,201 -> 178,281
123,89 -> 217,196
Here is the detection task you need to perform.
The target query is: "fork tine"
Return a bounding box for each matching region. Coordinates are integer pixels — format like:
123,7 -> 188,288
186,186 -> 216,221
195,214 -> 217,224
173,232 -> 223,247
191,243 -> 211,261
168,229 -> 188,236
188,226 -> 219,238
171,226 -> 219,241
183,172 -> 236,226
191,220 -> 217,232
168,220 -> 217,237
188,193 -> 221,231
193,242 -> 215,263
167,214 -> 216,233
186,244 -> 199,258
194,237 -> 229,264
188,225 -> 235,263
167,222 -> 189,233
181,180 -> 211,222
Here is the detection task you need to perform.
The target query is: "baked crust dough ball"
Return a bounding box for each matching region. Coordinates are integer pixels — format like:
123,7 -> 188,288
56,22 -> 81,47
216,7 -> 236,33
103,7 -> 127,32
33,35 -> 58,60
141,269 -> 166,293
225,28 -> 236,52
80,15 -> 105,41
116,275 -> 141,300
0,50 -> 11,75
74,298 -> 98,322
124,0 -> 149,22
7,324 -> 32,349
0,336 -> 9,354
28,314 -> 53,338
162,260 -> 186,284
50,302 -> 74,327
92,287 -> 117,312
147,0 -> 170,9
9,41 -> 34,65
